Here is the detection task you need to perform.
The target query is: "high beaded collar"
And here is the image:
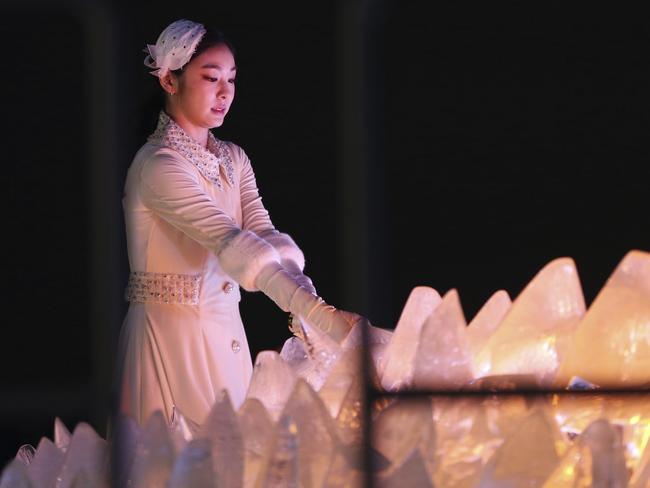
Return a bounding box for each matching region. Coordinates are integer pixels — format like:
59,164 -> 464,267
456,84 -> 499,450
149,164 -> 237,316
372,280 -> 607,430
147,110 -> 235,189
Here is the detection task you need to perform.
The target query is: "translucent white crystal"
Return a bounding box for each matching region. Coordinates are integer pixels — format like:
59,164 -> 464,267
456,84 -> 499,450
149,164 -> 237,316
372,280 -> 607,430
318,348 -> 364,419
479,409 -> 564,486
557,250 -> 650,388
255,414 -> 299,487
25,437 -> 64,488
198,389 -> 243,487
543,419 -> 628,487
0,459 -> 32,488
631,433 -> 650,487
54,417 -> 71,453
376,448 -> 433,487
238,398 -> 273,488
335,373 -> 365,445
576,418 -> 628,485
432,396 -> 524,487
280,379 -> 340,486
111,413 -> 141,487
412,289 -> 474,390
381,286 -> 441,391
246,351 -> 297,421
55,422 -> 110,488
466,290 -> 511,369
340,322 -> 393,379
476,258 -> 586,385
280,337 -> 310,374
15,445 -> 35,466
129,411 -> 175,488
372,398 -> 434,473
168,439 -> 215,488
322,448 -> 364,487
281,316 -> 342,391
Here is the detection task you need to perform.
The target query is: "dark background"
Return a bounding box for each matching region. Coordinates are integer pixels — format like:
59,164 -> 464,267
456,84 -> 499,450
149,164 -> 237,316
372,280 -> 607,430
2,0 -> 648,467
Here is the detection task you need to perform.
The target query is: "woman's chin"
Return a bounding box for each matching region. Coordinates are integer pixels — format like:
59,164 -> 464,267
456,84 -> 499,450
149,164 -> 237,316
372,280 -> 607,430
208,115 -> 225,129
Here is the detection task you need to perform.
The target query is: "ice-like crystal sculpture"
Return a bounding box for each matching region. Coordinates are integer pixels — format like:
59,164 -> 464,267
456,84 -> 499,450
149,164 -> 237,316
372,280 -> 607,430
280,318 -> 341,391
238,398 -> 274,487
54,417 -> 71,452
24,437 -> 64,488
318,348 -> 364,419
475,257 -> 586,385
198,389 -> 243,487
372,398 -> 434,475
129,411 -> 175,488
542,418 -> 628,487
376,448 -> 433,487
412,289 -> 474,390
466,290 -> 511,367
246,350 -> 297,421
381,286 -> 441,391
112,412 -> 141,488
3,250 -> 650,487
168,439 -> 215,488
55,422 -> 110,488
557,250 -> 650,388
479,409 -> 563,486
0,459 -> 31,488
280,379 -> 340,486
255,414 -> 299,487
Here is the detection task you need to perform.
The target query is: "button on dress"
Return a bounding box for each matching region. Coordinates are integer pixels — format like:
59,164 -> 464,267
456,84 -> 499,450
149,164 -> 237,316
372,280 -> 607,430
116,110 -> 285,427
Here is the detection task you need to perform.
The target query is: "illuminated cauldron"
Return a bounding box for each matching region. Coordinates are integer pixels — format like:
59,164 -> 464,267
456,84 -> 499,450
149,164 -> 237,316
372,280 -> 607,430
2,250 -> 649,487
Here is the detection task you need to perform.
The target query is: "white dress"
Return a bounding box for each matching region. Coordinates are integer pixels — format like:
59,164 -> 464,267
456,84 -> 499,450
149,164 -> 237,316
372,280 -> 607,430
116,110 -> 303,427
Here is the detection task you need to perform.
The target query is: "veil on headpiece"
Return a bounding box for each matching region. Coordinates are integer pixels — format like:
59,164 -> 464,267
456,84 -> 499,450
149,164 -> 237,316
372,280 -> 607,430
143,19 -> 207,78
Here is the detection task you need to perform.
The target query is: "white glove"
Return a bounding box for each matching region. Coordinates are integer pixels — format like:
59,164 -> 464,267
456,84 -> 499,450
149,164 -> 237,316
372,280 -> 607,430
282,259 -> 317,296
291,291 -> 363,343
255,262 -> 359,343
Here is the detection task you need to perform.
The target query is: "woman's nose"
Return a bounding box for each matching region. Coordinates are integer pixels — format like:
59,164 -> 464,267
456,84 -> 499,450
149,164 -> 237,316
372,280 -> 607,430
217,81 -> 233,98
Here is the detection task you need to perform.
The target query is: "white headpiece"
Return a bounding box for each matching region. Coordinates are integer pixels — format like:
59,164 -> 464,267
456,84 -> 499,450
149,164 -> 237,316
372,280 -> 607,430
143,19 -> 207,78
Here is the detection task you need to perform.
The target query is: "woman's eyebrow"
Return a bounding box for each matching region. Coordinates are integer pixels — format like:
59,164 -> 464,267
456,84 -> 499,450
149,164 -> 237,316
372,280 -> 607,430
200,63 -> 237,71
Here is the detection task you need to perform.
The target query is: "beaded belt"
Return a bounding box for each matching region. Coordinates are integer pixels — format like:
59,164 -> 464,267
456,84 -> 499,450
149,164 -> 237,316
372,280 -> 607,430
124,271 -> 202,305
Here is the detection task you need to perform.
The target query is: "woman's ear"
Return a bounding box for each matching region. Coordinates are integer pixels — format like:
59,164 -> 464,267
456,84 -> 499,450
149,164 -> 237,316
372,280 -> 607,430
159,72 -> 178,96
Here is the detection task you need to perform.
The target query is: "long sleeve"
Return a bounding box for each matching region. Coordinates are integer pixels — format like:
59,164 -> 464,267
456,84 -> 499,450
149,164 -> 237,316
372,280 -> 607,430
235,145 -> 306,271
139,151 -> 281,290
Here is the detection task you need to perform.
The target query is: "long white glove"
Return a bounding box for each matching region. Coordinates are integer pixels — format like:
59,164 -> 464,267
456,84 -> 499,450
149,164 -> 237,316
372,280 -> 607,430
282,259 -> 317,296
255,262 -> 360,343
255,229 -> 317,296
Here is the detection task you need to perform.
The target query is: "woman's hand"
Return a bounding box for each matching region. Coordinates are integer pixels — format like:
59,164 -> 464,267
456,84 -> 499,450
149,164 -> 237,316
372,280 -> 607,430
255,262 -> 358,343
290,291 -> 362,344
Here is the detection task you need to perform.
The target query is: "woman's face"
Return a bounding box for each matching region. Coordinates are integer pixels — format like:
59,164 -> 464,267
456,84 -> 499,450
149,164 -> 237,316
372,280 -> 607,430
168,43 -> 236,130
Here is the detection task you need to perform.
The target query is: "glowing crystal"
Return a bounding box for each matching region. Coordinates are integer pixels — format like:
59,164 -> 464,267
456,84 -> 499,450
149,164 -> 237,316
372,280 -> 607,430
238,398 -> 273,487
198,389 -> 243,487
476,258 -> 586,385
412,289 -> 474,390
557,250 -> 650,388
381,286 -> 441,391
247,351 -> 297,421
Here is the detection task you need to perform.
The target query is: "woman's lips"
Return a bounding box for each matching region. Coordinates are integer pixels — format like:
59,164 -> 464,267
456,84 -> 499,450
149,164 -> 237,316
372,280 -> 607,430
211,107 -> 226,115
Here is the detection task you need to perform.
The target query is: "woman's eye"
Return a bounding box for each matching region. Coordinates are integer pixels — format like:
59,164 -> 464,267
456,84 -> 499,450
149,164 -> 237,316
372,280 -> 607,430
205,76 -> 218,82
228,78 -> 236,84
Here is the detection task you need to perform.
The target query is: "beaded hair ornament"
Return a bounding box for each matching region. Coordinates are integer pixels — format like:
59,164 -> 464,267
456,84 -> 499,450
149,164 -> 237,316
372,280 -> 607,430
143,19 -> 206,78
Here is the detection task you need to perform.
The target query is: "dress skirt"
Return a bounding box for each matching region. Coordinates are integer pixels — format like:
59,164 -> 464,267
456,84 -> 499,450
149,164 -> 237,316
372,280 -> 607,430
117,299 -> 253,427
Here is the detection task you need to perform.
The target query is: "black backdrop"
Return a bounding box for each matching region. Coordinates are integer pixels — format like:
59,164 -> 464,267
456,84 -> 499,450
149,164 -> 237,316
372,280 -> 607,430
2,1 -> 648,466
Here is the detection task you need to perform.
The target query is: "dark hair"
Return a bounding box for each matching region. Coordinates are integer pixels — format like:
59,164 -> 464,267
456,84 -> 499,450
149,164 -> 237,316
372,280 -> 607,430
170,26 -> 236,77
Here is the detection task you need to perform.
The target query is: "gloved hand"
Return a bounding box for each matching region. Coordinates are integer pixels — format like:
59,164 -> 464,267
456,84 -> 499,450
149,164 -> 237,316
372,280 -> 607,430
290,290 -> 363,343
255,262 -> 358,343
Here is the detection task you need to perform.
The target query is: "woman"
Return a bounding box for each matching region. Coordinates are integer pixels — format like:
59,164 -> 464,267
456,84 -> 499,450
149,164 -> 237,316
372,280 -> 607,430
117,19 -> 361,427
